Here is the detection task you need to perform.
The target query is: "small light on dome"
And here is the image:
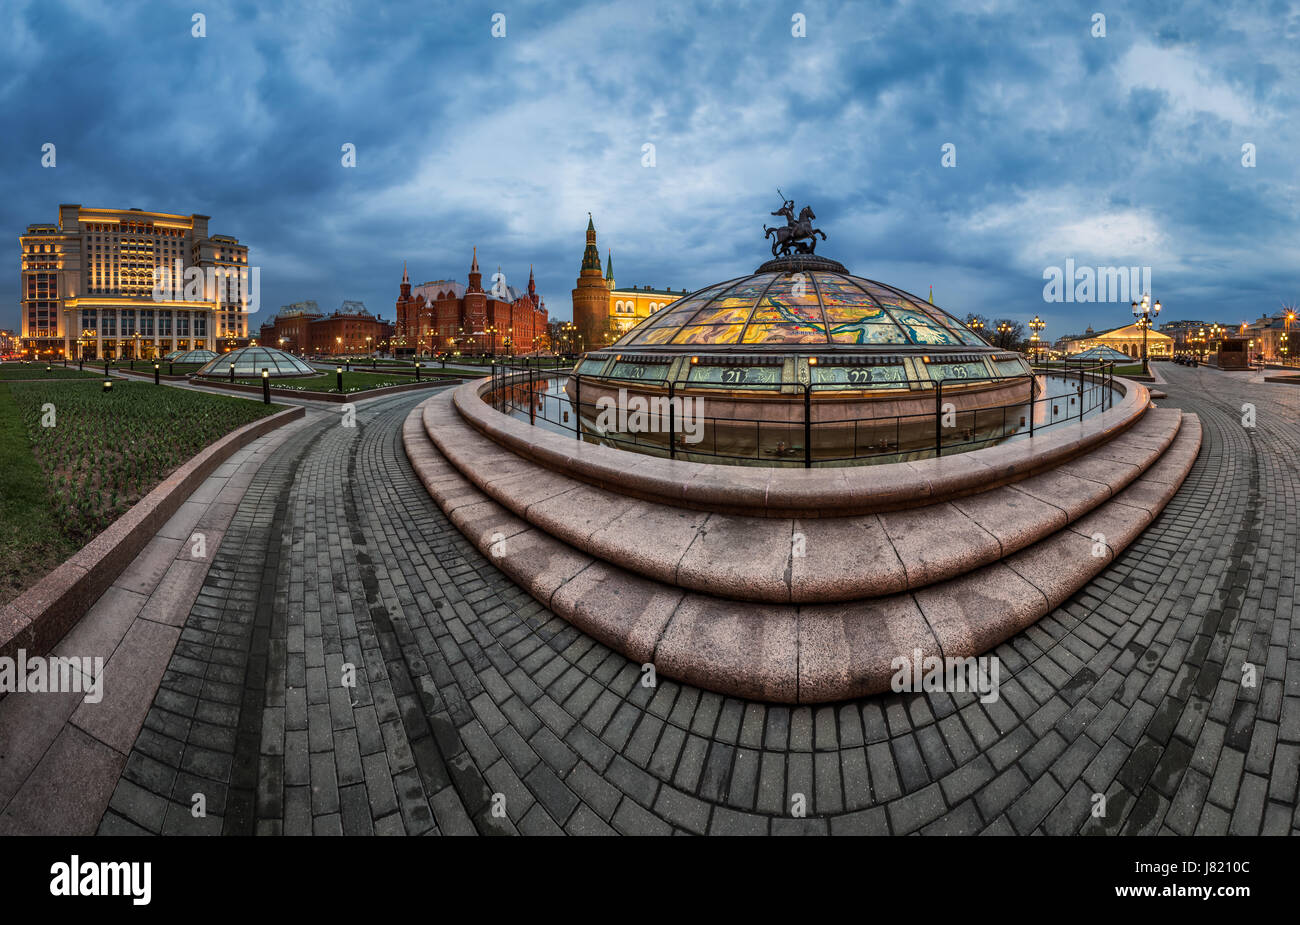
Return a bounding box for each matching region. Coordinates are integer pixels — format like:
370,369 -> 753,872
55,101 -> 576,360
690,356 -> 698,364
808,356 -> 818,365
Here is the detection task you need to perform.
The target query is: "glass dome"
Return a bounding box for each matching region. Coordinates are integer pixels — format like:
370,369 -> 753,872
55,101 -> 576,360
1072,345 -> 1132,362
197,346 -> 317,377
171,349 -> 219,364
612,263 -> 989,351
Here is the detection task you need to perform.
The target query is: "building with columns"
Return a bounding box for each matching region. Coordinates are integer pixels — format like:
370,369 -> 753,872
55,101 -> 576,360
18,204 -> 252,360
570,215 -> 690,350
394,250 -> 548,356
1062,322 -> 1172,359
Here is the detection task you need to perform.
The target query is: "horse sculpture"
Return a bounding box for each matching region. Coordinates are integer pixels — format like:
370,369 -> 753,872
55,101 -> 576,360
763,200 -> 827,257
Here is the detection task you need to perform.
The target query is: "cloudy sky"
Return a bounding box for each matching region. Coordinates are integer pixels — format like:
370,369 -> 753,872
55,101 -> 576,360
3,0 -> 1298,338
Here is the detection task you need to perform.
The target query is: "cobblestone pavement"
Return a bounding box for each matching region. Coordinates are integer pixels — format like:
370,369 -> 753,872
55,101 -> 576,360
98,364 -> 1298,835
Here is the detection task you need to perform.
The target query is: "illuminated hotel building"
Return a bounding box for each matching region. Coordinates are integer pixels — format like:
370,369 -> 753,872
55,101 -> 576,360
19,204 -> 251,360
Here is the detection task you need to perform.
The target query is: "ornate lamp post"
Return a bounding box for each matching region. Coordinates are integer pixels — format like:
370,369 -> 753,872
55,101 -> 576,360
1130,294 -> 1161,375
1028,315 -> 1046,365
996,321 -> 1012,350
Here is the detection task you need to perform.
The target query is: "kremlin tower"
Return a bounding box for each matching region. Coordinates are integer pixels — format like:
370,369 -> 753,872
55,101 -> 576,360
571,214 -> 610,349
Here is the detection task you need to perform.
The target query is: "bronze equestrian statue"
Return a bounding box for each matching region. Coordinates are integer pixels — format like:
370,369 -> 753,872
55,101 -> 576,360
763,192 -> 827,257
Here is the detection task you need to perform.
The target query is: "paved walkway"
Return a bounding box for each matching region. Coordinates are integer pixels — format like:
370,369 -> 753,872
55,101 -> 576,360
85,363 -> 1296,834
0,411 -> 314,833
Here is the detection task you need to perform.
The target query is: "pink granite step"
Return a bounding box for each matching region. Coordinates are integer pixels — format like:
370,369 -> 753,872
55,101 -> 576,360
402,405 -> 1202,703
453,373 -> 1152,517
419,389 -> 1184,604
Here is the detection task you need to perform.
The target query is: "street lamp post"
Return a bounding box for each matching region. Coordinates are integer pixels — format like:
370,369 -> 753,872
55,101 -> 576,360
1130,294 -> 1162,375
996,322 -> 1012,350
1028,315 -> 1046,365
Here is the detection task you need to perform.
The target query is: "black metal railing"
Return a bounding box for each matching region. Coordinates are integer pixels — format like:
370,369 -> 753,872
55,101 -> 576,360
486,359 -> 1120,468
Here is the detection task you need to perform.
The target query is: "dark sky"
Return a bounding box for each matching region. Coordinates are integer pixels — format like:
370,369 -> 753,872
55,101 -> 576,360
3,0 -> 1297,340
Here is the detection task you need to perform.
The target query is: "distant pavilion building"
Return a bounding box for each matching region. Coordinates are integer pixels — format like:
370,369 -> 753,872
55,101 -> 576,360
1063,323 -> 1172,359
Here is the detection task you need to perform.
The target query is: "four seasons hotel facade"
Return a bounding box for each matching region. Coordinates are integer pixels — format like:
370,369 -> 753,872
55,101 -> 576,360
19,204 -> 253,360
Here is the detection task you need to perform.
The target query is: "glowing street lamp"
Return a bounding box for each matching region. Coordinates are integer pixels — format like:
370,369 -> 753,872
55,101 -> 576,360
1286,308 -> 1297,366
1130,294 -> 1161,375
1028,315 -> 1046,364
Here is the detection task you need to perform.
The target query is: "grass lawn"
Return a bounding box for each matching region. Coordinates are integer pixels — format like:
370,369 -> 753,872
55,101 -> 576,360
121,362 -> 207,375
0,383 -> 79,605
108,361 -> 206,373
197,369 -> 453,393
440,357 -> 570,368
0,363 -> 104,381
0,379 -> 281,605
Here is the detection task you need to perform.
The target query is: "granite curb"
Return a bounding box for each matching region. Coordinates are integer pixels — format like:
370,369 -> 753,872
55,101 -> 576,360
0,405 -> 305,664
188,375 -> 458,403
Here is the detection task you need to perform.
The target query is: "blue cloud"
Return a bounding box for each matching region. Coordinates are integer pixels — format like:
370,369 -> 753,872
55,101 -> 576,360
2,0 -> 1297,340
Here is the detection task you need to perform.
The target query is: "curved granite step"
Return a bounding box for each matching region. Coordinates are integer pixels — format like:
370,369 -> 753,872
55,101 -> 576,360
403,403 -> 1202,703
454,373 -> 1152,517
418,388 -> 1184,604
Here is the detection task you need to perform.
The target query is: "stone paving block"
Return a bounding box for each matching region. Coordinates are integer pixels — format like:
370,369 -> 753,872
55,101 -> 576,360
0,725 -> 125,835
70,619 -> 182,755
10,370 -> 1269,839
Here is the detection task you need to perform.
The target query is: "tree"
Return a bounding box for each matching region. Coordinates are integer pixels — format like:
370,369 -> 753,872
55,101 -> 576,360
964,313 -> 992,344
990,318 -> 1025,350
